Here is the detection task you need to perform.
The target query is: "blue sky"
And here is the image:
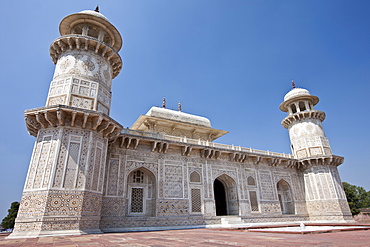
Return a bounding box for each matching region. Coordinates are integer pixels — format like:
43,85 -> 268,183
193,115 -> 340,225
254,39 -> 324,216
1,0 -> 369,218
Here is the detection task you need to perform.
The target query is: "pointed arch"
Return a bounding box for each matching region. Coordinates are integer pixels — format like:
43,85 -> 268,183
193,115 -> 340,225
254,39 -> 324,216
246,176 -> 259,212
189,171 -> 201,183
277,179 -> 295,214
247,176 -> 256,186
213,174 -> 239,216
127,167 -> 156,216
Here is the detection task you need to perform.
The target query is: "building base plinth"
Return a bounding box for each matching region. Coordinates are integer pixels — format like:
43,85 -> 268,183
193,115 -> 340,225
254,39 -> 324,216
7,228 -> 102,239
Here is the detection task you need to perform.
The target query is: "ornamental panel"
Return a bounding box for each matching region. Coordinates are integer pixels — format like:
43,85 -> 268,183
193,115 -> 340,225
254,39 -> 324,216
164,165 -> 183,198
258,170 -> 275,200
107,159 -> 119,196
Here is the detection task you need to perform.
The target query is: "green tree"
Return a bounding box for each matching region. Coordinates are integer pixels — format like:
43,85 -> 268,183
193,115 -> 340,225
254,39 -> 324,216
1,201 -> 19,229
342,182 -> 370,215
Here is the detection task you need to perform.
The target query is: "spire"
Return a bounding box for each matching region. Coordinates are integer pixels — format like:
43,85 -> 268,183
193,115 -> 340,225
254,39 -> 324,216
292,80 -> 296,88
94,5 -> 99,12
178,101 -> 182,111
162,97 -> 166,109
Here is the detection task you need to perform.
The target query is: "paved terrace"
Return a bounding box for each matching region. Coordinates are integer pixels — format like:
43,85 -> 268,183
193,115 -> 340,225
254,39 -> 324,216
1,227 -> 370,246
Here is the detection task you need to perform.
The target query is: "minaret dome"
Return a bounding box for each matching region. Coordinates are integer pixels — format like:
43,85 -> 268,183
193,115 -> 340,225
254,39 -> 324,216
280,87 -> 319,115
59,10 -> 123,52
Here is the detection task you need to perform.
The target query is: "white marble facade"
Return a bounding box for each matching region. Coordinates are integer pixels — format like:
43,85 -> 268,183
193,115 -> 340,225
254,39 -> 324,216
9,9 -> 352,238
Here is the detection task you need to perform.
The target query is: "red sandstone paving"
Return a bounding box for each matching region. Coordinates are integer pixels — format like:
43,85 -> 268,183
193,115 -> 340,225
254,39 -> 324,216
0,228 -> 370,246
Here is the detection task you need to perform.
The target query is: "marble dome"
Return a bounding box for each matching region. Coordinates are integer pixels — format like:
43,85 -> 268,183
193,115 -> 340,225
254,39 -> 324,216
284,88 -> 311,101
59,9 -> 123,52
146,107 -> 212,127
79,10 -> 110,22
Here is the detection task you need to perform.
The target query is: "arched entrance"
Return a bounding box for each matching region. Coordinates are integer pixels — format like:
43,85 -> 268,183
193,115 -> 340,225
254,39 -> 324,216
127,168 -> 156,216
277,179 -> 294,214
213,174 -> 239,216
214,179 -> 227,215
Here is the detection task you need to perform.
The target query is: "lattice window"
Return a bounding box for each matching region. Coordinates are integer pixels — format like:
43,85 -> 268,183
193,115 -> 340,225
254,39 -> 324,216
249,191 -> 259,212
131,187 -> 144,213
191,188 -> 202,213
190,171 -> 201,183
247,176 -> 256,186
132,170 -> 144,183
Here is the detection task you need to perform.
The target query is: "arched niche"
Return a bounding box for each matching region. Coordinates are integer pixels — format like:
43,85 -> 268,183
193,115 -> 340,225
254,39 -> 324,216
127,167 -> 156,216
247,176 -> 256,186
277,179 -> 295,214
190,171 -> 201,183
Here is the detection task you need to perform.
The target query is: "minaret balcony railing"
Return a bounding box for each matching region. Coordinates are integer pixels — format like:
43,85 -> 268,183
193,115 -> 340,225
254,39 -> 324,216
49,34 -> 122,78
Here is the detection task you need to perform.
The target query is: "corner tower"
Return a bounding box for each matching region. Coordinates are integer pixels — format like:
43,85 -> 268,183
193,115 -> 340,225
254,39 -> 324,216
48,8 -> 122,114
280,83 -> 352,222
10,9 -> 123,238
279,84 -> 330,159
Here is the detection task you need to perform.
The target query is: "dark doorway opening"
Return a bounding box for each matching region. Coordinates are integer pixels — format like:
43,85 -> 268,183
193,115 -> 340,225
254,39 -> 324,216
214,179 -> 227,216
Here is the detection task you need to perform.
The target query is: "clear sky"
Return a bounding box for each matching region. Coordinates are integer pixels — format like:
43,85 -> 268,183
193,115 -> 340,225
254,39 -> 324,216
1,0 -> 369,218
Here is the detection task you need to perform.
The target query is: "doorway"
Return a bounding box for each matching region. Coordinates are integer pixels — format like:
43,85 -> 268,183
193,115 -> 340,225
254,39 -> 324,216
214,179 -> 227,216
213,174 -> 239,215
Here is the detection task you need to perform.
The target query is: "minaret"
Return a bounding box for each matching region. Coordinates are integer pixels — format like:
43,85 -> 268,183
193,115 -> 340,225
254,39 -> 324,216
280,83 -> 352,222
279,83 -> 331,159
47,8 -> 122,114
9,9 -> 123,238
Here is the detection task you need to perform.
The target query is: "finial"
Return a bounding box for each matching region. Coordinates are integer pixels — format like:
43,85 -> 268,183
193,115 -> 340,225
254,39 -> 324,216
162,97 -> 166,109
94,5 -> 99,13
178,101 -> 182,112
292,80 -> 296,88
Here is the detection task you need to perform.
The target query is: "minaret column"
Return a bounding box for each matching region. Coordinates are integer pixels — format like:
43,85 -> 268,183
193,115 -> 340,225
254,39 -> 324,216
280,85 -> 352,222
9,9 -> 123,238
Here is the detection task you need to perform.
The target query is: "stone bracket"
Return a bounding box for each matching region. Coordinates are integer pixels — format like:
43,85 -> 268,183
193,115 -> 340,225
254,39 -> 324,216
119,136 -> 140,150
151,141 -> 169,153
281,110 -> 326,129
181,146 -> 192,156
267,158 -> 281,167
50,35 -> 122,78
230,153 -> 248,163
298,155 -> 344,169
200,149 -> 221,159
24,105 -> 122,140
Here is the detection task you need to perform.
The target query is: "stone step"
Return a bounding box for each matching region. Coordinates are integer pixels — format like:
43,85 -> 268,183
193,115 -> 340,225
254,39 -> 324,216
221,217 -> 244,225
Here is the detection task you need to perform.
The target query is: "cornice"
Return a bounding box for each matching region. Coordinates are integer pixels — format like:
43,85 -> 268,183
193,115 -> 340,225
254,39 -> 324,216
298,155 -> 344,169
281,110 -> 326,129
111,131 -> 299,169
24,105 -> 122,140
49,34 -> 122,78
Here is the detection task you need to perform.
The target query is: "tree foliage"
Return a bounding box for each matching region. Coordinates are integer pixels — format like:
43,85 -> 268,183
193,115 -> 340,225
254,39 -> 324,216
343,182 -> 370,215
1,201 -> 19,229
